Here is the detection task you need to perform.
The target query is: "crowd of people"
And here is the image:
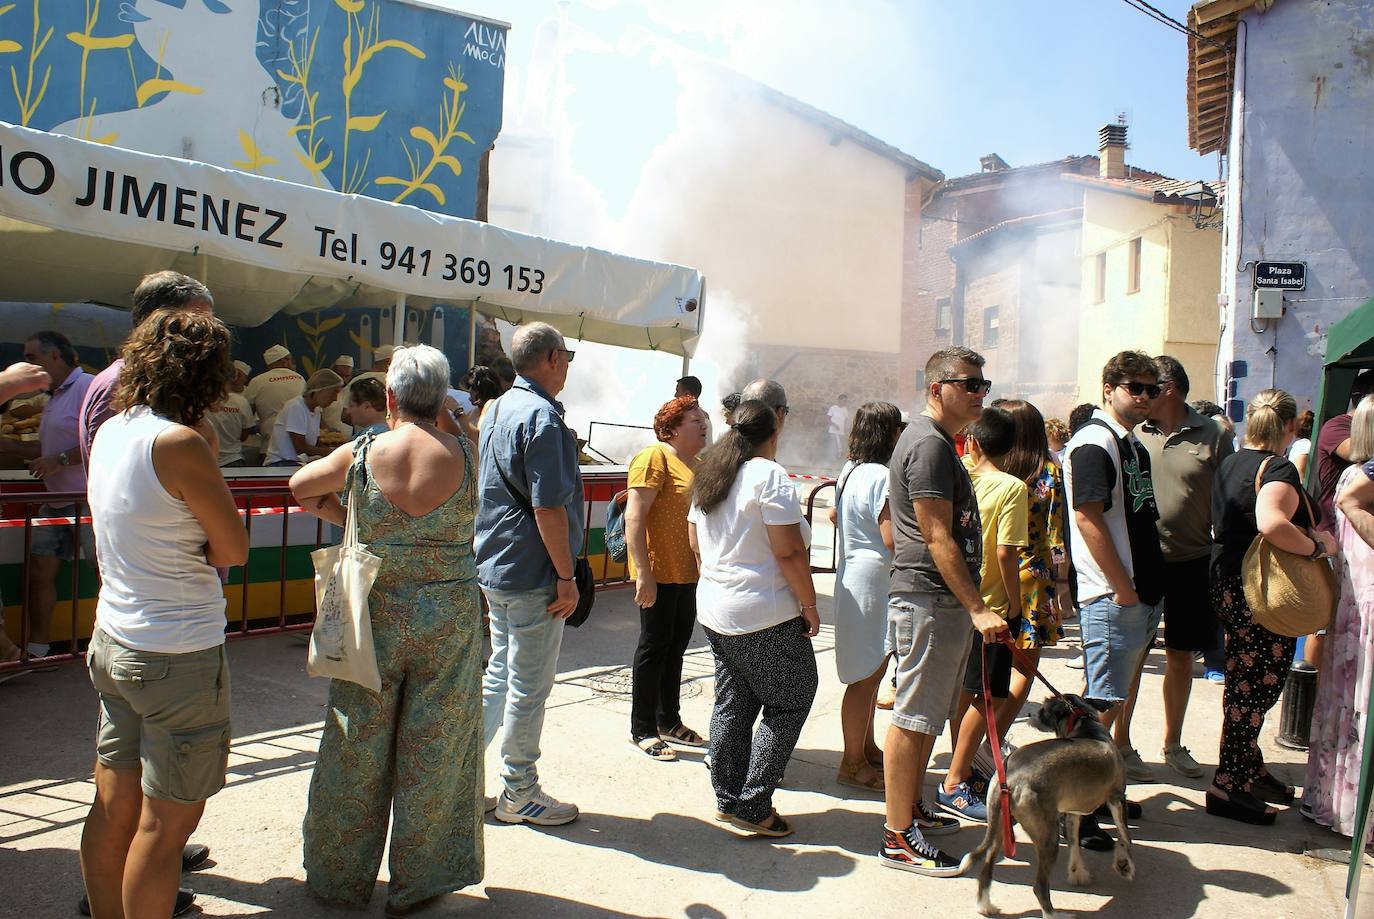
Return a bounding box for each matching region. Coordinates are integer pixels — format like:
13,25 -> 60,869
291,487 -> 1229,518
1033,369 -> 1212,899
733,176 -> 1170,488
3,266 -> 1373,915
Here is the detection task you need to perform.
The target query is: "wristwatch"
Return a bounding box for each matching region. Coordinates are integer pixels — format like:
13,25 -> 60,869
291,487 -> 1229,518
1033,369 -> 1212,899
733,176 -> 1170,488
57,451 -> 70,466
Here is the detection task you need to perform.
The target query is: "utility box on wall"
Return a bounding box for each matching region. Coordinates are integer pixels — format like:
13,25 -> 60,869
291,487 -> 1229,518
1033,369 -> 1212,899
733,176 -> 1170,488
1254,288 -> 1285,320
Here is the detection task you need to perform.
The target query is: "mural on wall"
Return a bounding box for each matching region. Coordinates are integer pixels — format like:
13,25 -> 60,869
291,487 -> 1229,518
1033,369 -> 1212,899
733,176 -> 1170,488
0,0 -> 505,216
0,0 -> 506,376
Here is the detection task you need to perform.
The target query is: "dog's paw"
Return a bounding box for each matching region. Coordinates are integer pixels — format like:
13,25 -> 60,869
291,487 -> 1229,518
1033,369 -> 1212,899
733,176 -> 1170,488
1044,912 -> 1077,919
1115,856 -> 1136,881
1067,862 -> 1093,887
976,899 -> 1000,917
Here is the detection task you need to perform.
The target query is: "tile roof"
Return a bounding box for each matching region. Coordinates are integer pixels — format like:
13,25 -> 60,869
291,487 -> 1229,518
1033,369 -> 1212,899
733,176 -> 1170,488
949,207 -> 1084,250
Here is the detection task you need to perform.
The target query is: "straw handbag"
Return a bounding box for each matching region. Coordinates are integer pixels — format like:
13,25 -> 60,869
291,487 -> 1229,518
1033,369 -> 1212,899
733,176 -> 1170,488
1242,456 -> 1337,638
307,438 -> 383,692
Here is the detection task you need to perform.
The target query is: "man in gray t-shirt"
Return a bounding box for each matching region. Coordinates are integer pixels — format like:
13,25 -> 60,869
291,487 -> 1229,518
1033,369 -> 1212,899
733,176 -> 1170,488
879,347 -> 1008,878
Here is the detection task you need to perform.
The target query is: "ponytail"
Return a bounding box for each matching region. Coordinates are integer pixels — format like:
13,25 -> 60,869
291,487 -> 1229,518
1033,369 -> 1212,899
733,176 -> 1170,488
1244,388 -> 1297,453
690,400 -> 778,514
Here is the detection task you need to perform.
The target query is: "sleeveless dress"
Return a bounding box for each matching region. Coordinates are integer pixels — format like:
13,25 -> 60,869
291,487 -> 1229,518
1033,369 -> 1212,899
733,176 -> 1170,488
303,433 -> 484,911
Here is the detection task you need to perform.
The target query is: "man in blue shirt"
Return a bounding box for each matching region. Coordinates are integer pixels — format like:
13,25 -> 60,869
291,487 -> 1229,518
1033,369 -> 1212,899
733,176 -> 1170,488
477,321 -> 583,827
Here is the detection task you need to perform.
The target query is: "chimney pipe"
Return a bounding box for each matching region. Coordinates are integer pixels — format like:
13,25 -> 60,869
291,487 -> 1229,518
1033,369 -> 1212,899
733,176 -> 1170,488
1099,122 -> 1127,179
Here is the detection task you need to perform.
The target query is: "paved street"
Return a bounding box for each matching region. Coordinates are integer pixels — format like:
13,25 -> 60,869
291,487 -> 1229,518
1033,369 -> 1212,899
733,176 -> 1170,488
2,575 -> 1364,918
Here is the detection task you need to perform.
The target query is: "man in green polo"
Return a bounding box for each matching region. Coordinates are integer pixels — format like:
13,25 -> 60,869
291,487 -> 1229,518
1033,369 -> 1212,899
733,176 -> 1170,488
1135,355 -> 1234,780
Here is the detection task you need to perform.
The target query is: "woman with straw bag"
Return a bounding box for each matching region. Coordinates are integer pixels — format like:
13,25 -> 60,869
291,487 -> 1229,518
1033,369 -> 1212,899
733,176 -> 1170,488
1208,389 -> 1336,826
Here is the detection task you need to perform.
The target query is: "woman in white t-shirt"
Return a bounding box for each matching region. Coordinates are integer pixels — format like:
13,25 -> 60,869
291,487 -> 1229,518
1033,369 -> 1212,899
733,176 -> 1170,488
828,402 -> 902,792
1288,409 -> 1314,479
83,310 -> 249,917
688,399 -> 818,838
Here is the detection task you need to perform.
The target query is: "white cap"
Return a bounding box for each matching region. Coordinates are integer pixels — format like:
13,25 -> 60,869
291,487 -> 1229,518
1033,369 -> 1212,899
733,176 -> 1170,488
232,360 -> 251,377
372,344 -> 395,362
263,344 -> 290,365
332,355 -> 354,369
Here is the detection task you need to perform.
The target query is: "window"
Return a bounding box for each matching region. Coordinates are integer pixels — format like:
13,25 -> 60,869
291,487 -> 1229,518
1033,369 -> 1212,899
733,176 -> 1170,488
935,297 -> 952,334
1094,251 -> 1107,304
1127,237 -> 1142,294
983,306 -> 1000,348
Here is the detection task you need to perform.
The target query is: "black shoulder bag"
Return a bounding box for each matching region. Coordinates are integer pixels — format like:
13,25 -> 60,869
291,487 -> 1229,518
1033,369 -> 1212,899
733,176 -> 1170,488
489,397 -> 595,627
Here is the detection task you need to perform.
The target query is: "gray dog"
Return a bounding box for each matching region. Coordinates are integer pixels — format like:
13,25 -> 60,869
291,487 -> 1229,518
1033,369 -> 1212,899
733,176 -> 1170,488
967,694 -> 1136,918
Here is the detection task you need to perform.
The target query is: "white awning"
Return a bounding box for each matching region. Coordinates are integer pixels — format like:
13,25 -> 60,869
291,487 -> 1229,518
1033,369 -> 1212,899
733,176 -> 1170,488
0,121 -> 705,356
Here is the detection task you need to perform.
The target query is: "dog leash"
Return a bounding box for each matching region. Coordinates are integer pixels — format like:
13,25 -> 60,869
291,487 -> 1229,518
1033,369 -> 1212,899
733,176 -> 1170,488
982,631 -> 1095,859
981,640 -> 1017,858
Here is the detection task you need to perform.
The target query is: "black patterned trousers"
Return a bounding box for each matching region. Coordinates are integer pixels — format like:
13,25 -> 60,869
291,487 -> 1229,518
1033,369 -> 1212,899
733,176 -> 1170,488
704,616 -> 818,824
1212,573 -> 1297,793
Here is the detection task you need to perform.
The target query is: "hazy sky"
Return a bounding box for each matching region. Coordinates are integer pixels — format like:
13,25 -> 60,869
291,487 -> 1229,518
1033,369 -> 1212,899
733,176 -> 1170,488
454,0 -> 1215,218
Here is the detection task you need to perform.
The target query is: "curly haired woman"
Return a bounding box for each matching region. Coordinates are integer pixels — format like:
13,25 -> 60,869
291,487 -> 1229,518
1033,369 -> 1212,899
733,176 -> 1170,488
81,309 -> 248,919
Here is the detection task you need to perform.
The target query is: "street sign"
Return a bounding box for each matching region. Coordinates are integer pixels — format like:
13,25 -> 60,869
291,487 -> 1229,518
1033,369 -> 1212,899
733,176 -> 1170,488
1254,261 -> 1307,290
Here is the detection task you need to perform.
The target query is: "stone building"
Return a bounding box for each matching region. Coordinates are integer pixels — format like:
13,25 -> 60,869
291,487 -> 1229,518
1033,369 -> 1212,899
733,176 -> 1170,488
1186,0 -> 1374,419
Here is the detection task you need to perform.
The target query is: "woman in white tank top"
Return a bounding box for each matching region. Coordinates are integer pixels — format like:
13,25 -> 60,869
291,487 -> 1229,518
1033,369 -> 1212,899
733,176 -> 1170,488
82,308 -> 248,918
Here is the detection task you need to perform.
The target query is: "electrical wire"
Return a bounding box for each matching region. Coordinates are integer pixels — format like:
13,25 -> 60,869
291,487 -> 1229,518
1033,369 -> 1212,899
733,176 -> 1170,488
1117,0 -> 1227,49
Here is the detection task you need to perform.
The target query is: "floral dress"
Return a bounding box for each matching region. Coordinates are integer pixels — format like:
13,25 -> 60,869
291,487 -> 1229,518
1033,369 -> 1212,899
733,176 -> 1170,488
1014,459 -> 1066,649
303,433 -> 484,911
1304,462 -> 1374,842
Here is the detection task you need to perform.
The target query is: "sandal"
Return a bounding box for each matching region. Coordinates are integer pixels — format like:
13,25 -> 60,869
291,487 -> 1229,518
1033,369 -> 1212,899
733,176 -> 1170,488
729,809 -> 793,838
632,736 -> 677,761
660,724 -> 708,748
1206,788 -> 1276,826
836,759 -> 885,791
1252,771 -> 1296,805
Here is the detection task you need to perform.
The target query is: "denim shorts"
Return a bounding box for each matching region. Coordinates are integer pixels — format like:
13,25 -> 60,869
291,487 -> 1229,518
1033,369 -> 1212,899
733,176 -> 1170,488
31,503 -> 95,562
1079,595 -> 1164,705
885,591 -> 973,735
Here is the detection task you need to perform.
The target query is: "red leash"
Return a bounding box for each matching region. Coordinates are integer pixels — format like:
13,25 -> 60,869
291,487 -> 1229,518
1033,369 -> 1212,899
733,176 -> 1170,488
982,639 -> 1017,858
981,633 -> 1083,858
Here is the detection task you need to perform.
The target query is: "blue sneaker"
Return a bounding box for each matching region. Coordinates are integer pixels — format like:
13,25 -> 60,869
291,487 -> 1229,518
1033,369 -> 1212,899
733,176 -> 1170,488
1204,668 -> 1225,684
937,781 -> 988,822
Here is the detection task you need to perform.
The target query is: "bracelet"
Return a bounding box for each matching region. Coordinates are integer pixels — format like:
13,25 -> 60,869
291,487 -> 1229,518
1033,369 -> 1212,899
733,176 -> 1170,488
799,603 -> 817,610
1308,534 -> 1325,560
556,574 -> 575,582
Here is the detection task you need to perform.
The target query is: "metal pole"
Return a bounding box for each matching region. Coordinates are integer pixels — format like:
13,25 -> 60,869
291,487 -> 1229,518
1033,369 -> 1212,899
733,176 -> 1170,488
394,293 -> 407,348
468,301 -> 479,370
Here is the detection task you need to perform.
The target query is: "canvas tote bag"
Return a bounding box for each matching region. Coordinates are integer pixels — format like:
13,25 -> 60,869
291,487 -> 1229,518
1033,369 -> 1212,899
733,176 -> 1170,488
307,438 -> 383,691
1242,455 -> 1338,638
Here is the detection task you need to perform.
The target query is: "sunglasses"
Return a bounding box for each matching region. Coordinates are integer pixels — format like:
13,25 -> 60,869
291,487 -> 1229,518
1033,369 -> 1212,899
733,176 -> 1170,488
939,377 -> 993,395
1116,381 -> 1162,399
553,348 -> 575,364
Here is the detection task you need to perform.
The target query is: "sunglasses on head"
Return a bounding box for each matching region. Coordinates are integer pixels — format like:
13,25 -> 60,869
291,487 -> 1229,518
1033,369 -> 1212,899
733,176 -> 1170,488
939,377 -> 993,395
1117,380 -> 1162,399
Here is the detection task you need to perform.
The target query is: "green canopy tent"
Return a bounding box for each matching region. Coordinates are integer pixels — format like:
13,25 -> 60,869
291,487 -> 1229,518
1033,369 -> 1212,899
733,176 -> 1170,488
1313,296 -> 1374,917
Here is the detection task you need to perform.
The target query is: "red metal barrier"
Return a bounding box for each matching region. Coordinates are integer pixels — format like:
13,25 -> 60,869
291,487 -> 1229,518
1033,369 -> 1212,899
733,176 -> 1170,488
1,472 -> 637,674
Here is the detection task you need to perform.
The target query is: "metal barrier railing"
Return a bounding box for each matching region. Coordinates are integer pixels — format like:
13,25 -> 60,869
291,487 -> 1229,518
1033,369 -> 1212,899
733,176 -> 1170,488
802,479 -> 838,574
1,475 -> 636,674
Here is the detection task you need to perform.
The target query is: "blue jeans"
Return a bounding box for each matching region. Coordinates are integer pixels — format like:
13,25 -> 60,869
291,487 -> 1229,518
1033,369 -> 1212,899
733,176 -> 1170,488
481,584 -> 564,799
1079,595 -> 1164,705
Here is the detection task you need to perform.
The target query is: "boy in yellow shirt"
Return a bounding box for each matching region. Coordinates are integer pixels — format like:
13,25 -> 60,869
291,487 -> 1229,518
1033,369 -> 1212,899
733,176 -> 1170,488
937,406 -> 1028,822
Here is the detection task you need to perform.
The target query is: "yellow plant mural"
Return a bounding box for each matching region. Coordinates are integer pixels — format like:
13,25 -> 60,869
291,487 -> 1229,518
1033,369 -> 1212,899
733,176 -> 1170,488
375,65 -> 474,207
232,129 -> 277,173
134,28 -> 201,108
0,4 -> 19,55
277,26 -> 332,186
7,0 -> 51,125
296,310 -> 346,377
336,0 -> 424,194
65,0 -> 131,143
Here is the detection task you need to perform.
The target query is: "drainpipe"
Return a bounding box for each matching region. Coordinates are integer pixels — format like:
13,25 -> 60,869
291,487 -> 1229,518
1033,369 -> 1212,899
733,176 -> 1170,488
1220,19 -> 1248,422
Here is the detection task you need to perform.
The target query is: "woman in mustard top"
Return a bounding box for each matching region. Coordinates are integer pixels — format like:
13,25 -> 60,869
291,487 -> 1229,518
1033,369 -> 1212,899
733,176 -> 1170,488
625,396 -> 711,760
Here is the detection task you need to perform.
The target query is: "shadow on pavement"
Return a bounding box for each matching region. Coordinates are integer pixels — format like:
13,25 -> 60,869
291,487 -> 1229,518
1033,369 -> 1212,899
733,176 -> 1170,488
546,810 -> 857,891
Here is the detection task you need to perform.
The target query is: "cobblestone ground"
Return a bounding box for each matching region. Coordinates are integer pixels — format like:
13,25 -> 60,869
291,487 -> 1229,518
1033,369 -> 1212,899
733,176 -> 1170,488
3,567 -> 1365,917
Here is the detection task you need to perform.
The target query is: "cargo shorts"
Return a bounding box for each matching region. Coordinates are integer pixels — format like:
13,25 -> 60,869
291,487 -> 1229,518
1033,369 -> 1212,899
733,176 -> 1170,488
885,590 -> 974,736
86,627 -> 232,803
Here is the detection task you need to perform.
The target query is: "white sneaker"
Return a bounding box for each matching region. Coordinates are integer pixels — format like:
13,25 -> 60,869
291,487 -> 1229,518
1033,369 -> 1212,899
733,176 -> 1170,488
1162,743 -> 1204,778
494,787 -> 579,826
1120,746 -> 1157,783
1066,654 -> 1085,670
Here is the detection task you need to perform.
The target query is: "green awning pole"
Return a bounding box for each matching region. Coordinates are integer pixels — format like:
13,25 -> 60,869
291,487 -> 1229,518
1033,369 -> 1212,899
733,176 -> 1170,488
1344,673 -> 1374,915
